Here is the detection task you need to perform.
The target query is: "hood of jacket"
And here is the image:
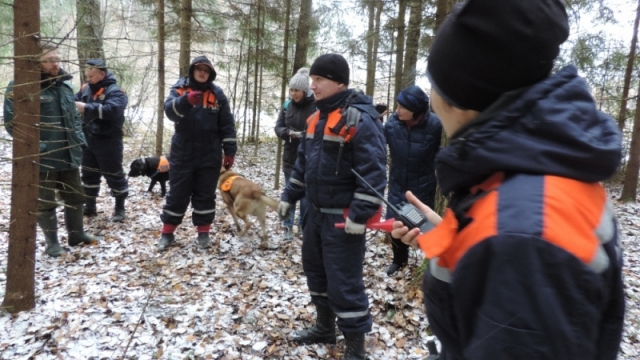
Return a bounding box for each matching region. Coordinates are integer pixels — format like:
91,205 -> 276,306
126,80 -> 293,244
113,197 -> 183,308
436,65 -> 622,194
188,56 -> 217,90
315,89 -> 379,120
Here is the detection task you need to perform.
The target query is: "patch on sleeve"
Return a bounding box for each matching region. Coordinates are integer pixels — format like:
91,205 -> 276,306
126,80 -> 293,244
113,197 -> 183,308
6,90 -> 13,100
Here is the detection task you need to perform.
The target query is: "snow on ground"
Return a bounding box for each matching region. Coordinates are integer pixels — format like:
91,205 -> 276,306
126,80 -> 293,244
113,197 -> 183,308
0,133 -> 639,359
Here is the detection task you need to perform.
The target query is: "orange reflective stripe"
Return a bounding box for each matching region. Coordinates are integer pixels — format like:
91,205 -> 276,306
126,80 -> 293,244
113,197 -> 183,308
92,87 -> 104,100
157,155 -> 170,173
305,109 -> 352,140
177,87 -> 217,108
306,111 -> 320,135
220,175 -> 238,192
542,176 -> 604,265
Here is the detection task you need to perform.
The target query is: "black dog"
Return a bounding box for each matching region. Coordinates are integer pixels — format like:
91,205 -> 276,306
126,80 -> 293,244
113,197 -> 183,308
128,155 -> 170,196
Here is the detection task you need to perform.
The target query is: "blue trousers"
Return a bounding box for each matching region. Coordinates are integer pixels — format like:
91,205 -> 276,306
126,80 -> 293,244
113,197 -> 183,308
302,207 -> 372,333
283,172 -> 309,228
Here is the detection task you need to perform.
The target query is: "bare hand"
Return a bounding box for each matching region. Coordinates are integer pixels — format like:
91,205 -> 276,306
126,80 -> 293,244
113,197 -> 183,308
391,191 -> 442,249
289,131 -> 302,139
75,101 -> 86,113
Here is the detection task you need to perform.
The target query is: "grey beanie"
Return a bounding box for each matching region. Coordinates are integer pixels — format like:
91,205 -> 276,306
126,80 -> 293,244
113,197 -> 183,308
289,67 -> 310,92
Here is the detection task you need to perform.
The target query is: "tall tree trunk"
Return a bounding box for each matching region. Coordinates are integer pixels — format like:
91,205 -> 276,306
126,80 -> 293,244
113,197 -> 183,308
156,0 -> 166,156
372,0 -> 383,95
76,0 -> 105,83
618,0 -> 640,131
402,0 -> 423,86
292,0 -> 312,73
393,0 -> 407,104
250,0 -> 262,143
275,0 -> 292,190
3,0 -> 40,314
179,0 -> 192,77
365,0 -> 375,96
621,80 -> 640,202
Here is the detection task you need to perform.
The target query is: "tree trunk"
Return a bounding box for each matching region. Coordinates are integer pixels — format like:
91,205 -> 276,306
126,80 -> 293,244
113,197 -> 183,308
620,80 -> 640,202
3,0 -> 40,314
156,0 -> 166,156
250,0 -> 262,143
617,0 -> 640,131
76,0 -> 105,83
275,0 -> 292,190
393,0 -> 407,104
178,0 -> 192,77
365,0 -> 375,96
292,0 -> 312,73
402,0 -> 423,87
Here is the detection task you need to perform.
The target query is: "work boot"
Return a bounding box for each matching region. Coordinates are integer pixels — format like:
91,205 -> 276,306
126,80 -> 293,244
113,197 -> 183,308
385,263 -> 405,276
291,303 -> 336,345
38,209 -> 66,257
64,205 -> 101,246
157,232 -> 175,251
343,332 -> 366,360
197,232 -> 211,249
84,197 -> 97,216
111,195 -> 126,222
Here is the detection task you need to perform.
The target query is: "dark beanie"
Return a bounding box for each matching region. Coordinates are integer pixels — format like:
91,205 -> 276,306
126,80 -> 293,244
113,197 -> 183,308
86,59 -> 107,72
310,54 -> 350,85
427,0 -> 569,111
397,86 -> 429,114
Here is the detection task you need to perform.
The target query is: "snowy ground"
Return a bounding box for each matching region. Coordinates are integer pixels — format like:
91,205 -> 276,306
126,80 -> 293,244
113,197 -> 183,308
0,133 -> 639,359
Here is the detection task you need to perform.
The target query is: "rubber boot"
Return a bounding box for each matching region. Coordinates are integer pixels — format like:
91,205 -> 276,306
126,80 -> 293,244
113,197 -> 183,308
291,303 -> 337,345
111,195 -> 126,222
64,205 -> 101,246
386,237 -> 408,276
158,232 -> 175,251
38,209 -> 65,257
84,197 -> 97,216
342,332 -> 366,360
197,232 -> 211,249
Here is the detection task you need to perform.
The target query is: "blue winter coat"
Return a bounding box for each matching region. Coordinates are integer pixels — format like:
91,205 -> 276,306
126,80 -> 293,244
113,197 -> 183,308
384,112 -> 442,218
163,77 -> 237,167
75,72 -> 128,137
282,89 -> 387,224
422,66 -> 624,359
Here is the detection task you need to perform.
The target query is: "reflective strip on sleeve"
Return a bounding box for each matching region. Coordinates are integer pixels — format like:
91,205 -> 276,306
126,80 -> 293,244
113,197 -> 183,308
222,138 -> 236,143
354,192 -> 383,205
323,134 -> 344,143
430,257 -> 453,283
290,178 -> 305,187
172,99 -> 184,118
98,104 -> 103,119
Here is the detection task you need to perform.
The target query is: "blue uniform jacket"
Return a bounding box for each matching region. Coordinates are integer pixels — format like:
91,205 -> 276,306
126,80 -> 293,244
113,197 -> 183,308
163,78 -> 237,167
75,72 -> 128,137
384,111 -> 442,217
423,66 -> 624,359
282,89 -> 387,224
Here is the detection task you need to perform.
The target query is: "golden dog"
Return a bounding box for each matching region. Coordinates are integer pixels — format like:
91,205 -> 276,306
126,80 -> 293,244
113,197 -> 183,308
218,168 -> 279,246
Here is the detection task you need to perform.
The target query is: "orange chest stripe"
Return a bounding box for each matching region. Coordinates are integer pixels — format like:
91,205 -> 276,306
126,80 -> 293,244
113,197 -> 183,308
306,109 -> 350,138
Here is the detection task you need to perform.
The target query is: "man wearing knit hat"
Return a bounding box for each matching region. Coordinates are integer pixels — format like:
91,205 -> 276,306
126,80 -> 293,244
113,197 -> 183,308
278,53 -> 387,359
75,59 -> 129,222
392,0 -> 624,358
383,85 -> 441,276
274,67 -> 315,242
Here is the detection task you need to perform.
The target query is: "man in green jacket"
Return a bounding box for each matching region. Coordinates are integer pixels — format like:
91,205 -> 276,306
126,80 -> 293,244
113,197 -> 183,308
3,44 -> 100,257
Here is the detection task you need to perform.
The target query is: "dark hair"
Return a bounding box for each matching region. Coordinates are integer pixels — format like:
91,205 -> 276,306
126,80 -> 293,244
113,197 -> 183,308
39,43 -> 57,53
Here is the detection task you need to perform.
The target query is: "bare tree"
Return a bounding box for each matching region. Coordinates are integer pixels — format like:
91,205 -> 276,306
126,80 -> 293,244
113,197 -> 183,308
402,0 -> 424,86
621,84 -> 640,202
76,0 -> 105,83
617,0 -> 640,132
364,0 -> 383,96
393,0 -> 407,103
275,0 -> 293,190
2,0 -> 41,314
156,0 -> 166,156
179,0 -> 192,77
292,0 -> 313,73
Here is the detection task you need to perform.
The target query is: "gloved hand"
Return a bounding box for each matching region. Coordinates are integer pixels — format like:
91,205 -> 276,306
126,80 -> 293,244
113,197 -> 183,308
278,201 -> 292,221
187,91 -> 203,106
345,217 -> 366,235
223,155 -> 235,170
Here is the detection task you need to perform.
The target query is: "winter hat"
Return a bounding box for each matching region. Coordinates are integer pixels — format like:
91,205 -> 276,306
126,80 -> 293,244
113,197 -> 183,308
85,59 -> 107,72
309,54 -> 350,85
189,55 -> 217,84
289,67 -> 310,92
397,86 -> 429,115
427,0 -> 569,111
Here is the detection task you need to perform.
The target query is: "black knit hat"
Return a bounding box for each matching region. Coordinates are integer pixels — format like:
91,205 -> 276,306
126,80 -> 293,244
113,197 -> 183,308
310,54 -> 350,85
85,59 -> 107,72
427,0 -> 569,111
397,85 -> 429,115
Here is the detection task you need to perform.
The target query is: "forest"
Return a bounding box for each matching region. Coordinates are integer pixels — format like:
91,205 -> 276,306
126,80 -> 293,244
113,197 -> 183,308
1,0 -> 640,358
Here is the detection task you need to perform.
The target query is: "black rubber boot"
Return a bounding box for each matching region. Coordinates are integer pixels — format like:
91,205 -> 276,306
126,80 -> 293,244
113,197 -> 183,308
197,232 -> 211,249
157,232 -> 175,251
38,209 -> 66,257
111,195 -> 126,222
386,236 -> 409,276
343,332 -> 366,360
65,205 -> 101,246
84,198 -> 97,216
291,303 -> 336,345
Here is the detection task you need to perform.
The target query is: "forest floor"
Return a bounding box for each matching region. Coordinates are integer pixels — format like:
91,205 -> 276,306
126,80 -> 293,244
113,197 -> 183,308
0,133 -> 639,360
